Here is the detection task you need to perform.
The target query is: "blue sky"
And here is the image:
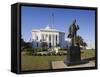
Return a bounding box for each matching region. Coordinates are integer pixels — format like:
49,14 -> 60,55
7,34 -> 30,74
21,6 -> 95,48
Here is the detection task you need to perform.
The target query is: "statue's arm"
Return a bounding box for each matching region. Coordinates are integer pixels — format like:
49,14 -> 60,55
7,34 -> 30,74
69,25 -> 71,33
77,25 -> 79,30
67,25 -> 72,38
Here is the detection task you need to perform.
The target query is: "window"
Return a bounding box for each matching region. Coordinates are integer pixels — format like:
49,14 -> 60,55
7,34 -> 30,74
56,35 -> 57,46
49,34 -> 51,41
37,42 -> 38,47
46,34 -> 48,37
49,42 -> 51,48
42,34 -> 44,41
36,36 -> 38,40
56,35 -> 57,41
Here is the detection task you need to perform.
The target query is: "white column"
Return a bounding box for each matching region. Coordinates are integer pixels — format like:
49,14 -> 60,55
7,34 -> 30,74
54,35 -> 56,47
57,34 -> 59,45
47,34 -> 49,47
51,34 -> 53,47
35,32 -> 36,48
53,35 -> 55,47
47,34 -> 49,42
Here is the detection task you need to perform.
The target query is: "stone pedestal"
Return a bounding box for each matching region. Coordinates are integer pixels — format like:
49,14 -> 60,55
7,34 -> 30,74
66,46 -> 81,66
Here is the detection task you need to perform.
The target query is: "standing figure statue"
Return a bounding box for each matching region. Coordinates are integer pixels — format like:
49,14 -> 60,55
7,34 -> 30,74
67,19 -> 79,46
66,19 -> 82,66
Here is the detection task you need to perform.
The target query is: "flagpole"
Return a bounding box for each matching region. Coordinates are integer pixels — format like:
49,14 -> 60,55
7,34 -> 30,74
52,13 -> 54,52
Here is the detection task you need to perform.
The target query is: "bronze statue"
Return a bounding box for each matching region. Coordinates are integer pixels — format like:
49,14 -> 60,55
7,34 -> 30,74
67,19 -> 79,46
65,19 -> 83,66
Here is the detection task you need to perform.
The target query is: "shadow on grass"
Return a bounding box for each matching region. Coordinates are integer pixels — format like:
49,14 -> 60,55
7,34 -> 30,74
82,57 -> 95,61
65,57 -> 95,66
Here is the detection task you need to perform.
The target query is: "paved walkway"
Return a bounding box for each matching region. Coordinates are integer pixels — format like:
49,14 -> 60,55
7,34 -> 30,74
52,60 -> 95,69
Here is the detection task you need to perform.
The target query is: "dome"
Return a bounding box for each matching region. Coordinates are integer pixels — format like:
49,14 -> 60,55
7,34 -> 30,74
45,25 -> 51,29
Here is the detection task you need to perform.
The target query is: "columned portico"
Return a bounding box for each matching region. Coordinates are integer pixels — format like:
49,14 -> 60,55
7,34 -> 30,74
32,26 -> 65,48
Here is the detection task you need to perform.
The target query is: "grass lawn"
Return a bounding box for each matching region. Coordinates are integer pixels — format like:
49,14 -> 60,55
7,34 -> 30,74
21,55 -> 66,71
81,49 -> 95,59
21,49 -> 95,71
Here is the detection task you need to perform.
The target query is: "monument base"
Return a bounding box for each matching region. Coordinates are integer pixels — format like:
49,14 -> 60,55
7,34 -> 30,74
66,46 -> 82,66
66,60 -> 88,66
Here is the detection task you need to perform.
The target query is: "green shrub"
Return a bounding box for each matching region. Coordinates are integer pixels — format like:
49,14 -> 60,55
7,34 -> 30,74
32,51 -> 67,56
47,53 -> 52,56
33,48 -> 48,52
59,48 -> 67,51
36,53 -> 42,56
25,52 -> 33,55
57,52 -> 62,56
63,53 -> 67,55
43,53 -> 47,56
50,52 -> 56,56
42,48 -> 48,51
34,48 -> 42,52
33,53 -> 39,56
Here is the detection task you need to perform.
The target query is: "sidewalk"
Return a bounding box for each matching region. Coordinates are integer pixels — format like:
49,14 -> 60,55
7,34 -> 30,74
52,60 -> 95,69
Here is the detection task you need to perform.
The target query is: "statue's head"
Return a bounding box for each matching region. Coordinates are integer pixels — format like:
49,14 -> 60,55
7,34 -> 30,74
72,19 -> 76,25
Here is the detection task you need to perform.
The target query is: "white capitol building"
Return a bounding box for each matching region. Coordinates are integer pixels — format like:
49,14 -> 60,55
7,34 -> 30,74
32,25 -> 68,49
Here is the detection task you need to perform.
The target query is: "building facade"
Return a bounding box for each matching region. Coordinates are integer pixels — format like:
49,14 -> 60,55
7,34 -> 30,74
32,26 -> 66,48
